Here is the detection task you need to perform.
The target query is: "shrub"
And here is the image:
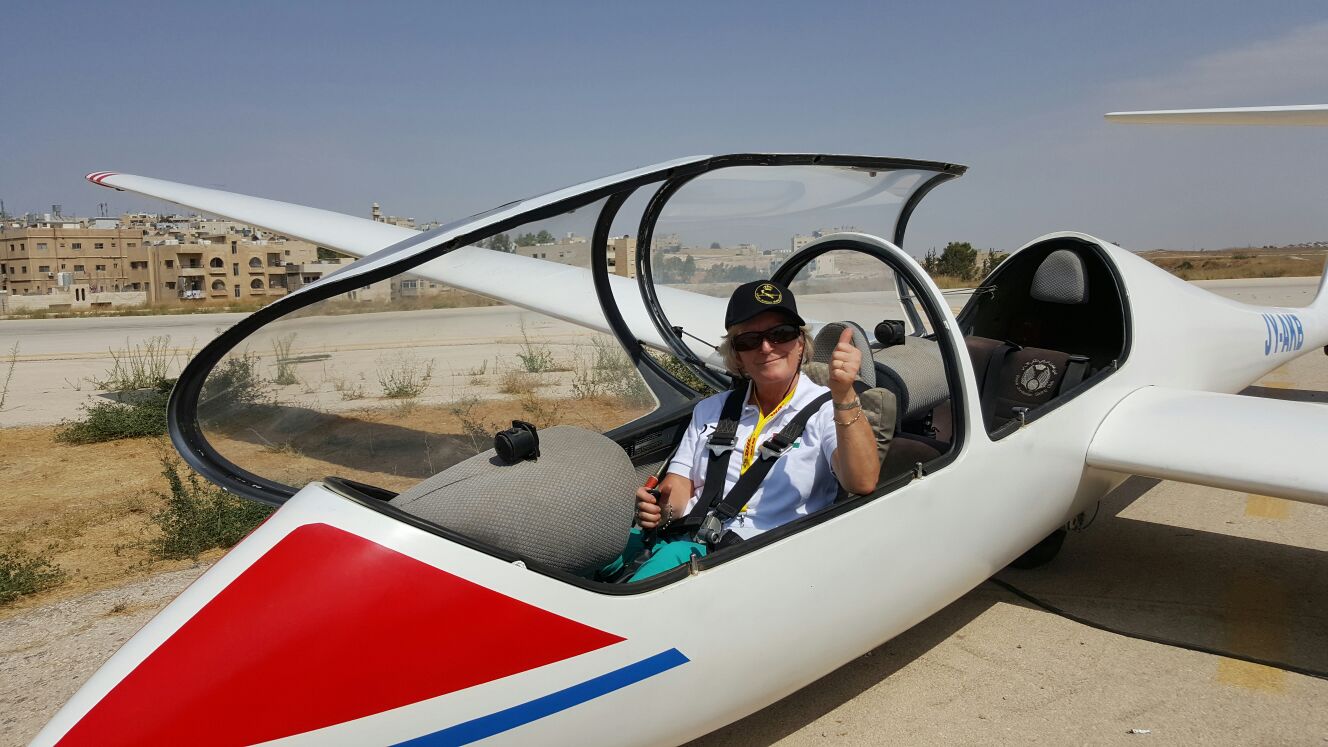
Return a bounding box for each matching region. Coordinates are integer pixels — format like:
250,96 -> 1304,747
499,370 -> 538,395
516,325 -> 557,373
200,353 -> 270,421
151,458 -> 274,560
0,341 -> 16,411
650,350 -> 717,395
271,334 -> 300,386
56,379 -> 171,444
89,336 -> 179,393
330,374 -> 366,400
377,352 -> 435,398
448,395 -> 498,452
0,547 -> 67,604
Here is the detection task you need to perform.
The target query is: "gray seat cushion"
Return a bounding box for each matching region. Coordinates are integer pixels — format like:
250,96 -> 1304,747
1030,249 -> 1088,304
873,336 -> 948,423
390,426 -> 637,575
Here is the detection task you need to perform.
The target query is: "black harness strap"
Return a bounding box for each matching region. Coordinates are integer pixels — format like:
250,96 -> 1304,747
687,389 -> 836,546
1062,354 -> 1090,392
690,381 -> 747,524
980,341 -> 1018,426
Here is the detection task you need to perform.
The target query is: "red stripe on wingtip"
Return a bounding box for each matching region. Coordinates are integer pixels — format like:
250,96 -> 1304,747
85,172 -> 117,185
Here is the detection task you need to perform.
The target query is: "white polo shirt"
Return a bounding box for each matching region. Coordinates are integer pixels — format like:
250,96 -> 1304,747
667,372 -> 838,539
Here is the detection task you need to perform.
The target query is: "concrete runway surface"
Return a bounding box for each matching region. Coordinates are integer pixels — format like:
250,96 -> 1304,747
2,276 -> 1326,745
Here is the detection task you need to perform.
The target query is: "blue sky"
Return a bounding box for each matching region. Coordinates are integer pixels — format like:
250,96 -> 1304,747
3,1 -> 1326,253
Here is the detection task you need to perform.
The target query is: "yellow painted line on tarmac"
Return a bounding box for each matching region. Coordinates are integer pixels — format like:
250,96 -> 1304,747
1216,572 -> 1288,693
1245,494 -> 1292,519
1217,659 -> 1286,692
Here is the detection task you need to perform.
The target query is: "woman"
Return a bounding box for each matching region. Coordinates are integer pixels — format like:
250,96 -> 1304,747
636,279 -> 879,548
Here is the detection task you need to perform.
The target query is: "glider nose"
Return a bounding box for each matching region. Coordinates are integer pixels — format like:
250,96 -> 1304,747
41,522 -> 622,746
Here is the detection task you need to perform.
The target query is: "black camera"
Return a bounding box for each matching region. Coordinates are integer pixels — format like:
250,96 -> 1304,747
874,319 -> 906,348
494,420 -> 540,463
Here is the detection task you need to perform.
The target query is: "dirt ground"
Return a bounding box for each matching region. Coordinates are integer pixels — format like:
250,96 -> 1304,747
0,394 -> 649,620
0,428 -> 215,620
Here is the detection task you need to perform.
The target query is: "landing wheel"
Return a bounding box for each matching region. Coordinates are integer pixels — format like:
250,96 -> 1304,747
1010,529 -> 1066,569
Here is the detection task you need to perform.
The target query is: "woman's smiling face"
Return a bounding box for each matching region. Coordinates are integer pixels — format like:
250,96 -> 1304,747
732,311 -> 803,388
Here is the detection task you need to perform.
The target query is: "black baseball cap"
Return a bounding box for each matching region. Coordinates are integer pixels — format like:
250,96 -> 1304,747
725,280 -> 805,328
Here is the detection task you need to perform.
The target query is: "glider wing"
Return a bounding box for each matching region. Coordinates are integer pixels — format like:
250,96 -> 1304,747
1104,105 -> 1328,126
1086,386 -> 1328,506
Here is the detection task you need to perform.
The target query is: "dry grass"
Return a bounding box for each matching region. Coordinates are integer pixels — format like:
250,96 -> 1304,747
1141,248 -> 1328,281
498,370 -> 540,394
0,429 -> 223,619
928,274 -> 975,289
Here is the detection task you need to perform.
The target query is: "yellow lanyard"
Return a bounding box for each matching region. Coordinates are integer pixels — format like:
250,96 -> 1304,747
740,379 -> 798,474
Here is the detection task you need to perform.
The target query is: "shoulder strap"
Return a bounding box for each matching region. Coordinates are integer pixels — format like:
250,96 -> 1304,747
688,384 -> 747,522
693,391 -> 835,545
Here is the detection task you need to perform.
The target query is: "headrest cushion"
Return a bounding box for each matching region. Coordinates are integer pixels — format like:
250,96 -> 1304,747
1030,249 -> 1088,305
812,321 -> 876,388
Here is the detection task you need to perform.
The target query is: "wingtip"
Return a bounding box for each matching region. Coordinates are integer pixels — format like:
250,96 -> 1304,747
85,171 -> 119,186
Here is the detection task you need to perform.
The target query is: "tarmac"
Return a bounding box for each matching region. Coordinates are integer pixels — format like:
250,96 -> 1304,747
1,276 -> 1326,745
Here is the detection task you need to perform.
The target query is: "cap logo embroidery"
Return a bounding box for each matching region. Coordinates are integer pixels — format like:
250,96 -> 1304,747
1015,359 -> 1057,397
754,283 -> 782,304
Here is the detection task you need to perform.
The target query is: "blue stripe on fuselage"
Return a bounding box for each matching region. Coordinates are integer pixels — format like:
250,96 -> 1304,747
394,648 -> 690,746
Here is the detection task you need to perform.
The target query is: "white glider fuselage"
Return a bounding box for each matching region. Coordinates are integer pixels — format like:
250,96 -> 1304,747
34,163 -> 1328,746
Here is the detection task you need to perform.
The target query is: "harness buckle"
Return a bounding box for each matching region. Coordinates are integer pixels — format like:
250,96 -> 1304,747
707,433 -> 737,457
758,434 -> 794,461
696,513 -> 725,546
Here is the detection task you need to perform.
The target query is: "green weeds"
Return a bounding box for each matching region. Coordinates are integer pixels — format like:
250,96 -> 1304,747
151,458 -> 274,560
89,336 -> 180,393
55,380 -> 171,444
377,352 -> 435,399
0,547 -> 67,605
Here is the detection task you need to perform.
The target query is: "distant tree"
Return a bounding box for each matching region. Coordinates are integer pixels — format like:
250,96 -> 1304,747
654,254 -> 697,284
936,242 -> 979,280
482,233 -> 513,252
980,250 -> 1008,278
709,242 -> 722,250
514,232 -> 539,247
534,230 -> 556,244
922,247 -> 939,275
316,246 -> 350,261
705,262 -> 766,283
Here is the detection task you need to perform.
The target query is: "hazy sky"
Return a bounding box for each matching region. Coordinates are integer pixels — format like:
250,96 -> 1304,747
3,1 -> 1326,254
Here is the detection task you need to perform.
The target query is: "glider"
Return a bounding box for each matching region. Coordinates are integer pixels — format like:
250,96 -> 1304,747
35,152 -> 1328,746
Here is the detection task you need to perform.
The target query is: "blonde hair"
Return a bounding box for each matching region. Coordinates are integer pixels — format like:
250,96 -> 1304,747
717,324 -> 814,378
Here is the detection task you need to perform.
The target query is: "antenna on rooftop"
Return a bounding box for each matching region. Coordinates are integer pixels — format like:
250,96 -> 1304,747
98,202 -> 109,217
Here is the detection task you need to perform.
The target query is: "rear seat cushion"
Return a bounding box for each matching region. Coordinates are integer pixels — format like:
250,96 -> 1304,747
873,336 -> 948,423
989,347 -> 1072,426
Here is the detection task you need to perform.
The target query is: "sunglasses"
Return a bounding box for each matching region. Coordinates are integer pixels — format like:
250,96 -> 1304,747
731,323 -> 801,352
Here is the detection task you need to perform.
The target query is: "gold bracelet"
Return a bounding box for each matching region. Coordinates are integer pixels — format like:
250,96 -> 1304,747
834,409 -> 864,427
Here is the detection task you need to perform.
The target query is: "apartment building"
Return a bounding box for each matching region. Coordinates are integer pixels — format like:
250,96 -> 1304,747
511,234 -> 639,277
0,221 -> 318,303
0,224 -> 143,295
140,236 -> 319,302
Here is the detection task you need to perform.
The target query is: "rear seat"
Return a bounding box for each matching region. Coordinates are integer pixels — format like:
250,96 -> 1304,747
967,340 -> 1089,429
967,248 -> 1094,430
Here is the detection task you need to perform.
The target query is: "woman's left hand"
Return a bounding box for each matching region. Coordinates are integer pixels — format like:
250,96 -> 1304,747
827,327 -> 862,399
